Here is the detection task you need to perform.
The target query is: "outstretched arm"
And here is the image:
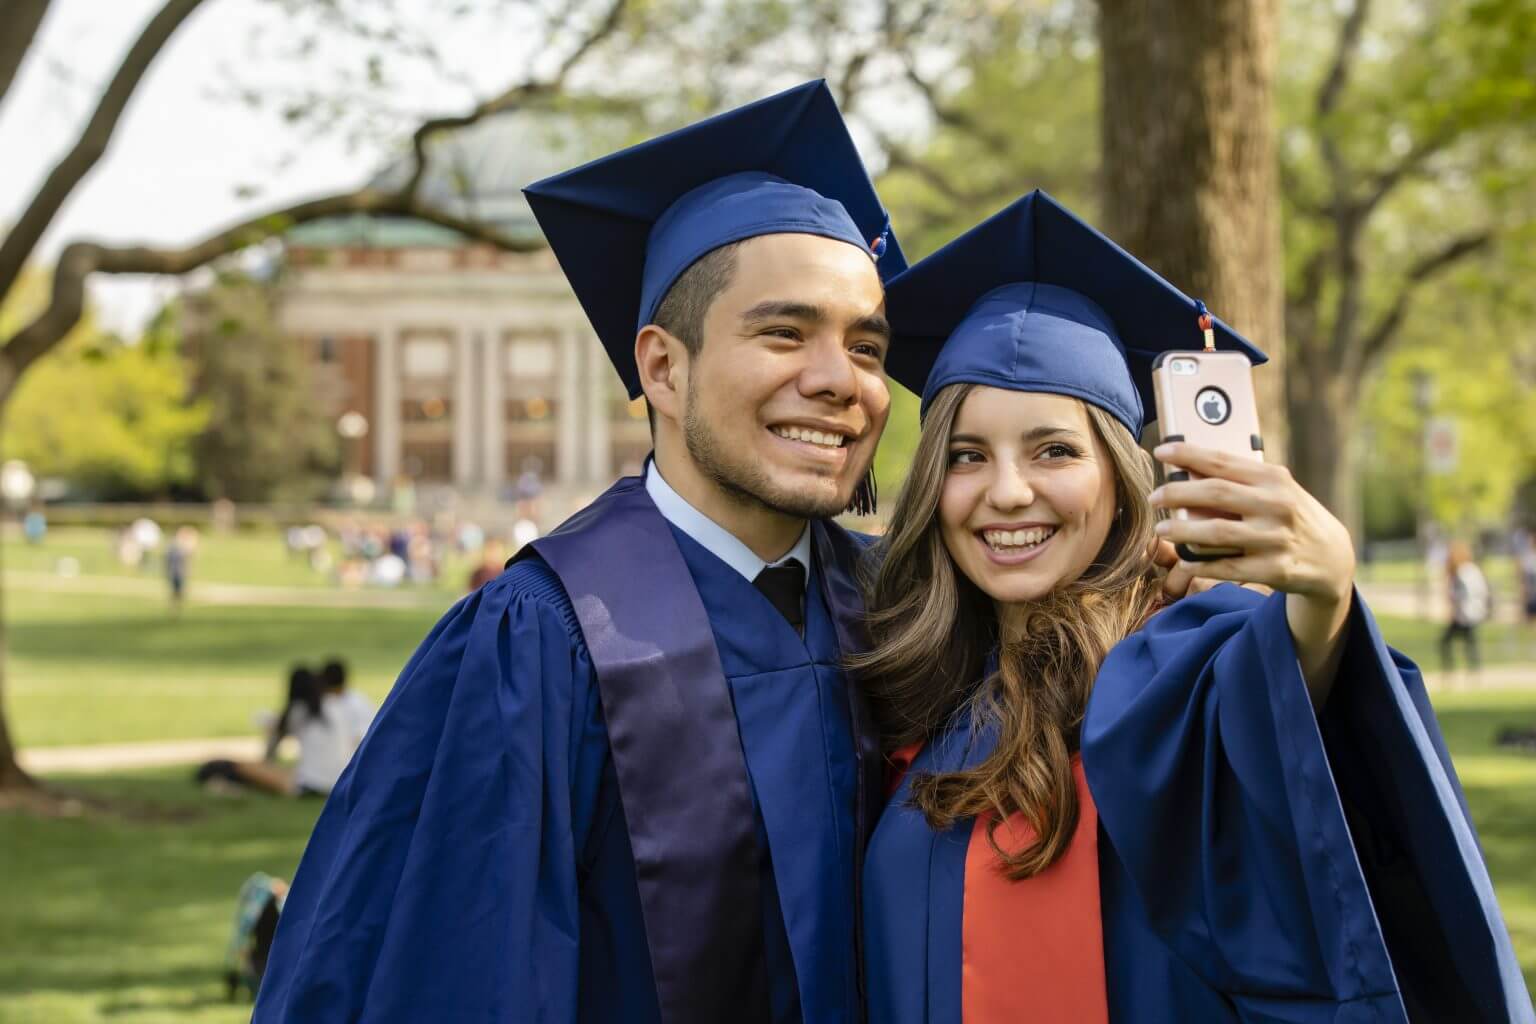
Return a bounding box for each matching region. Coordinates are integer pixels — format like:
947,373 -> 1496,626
1148,442 -> 1356,707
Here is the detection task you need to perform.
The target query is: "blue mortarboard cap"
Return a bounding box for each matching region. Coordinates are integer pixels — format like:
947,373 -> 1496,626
524,80 -> 907,398
884,191 -> 1266,434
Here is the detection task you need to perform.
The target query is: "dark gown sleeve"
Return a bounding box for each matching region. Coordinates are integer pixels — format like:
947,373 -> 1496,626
1082,584 -> 1533,1023
252,565 -> 596,1023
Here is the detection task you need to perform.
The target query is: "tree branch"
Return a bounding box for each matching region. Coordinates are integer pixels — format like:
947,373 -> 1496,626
404,0 -> 628,197
879,134 -> 1025,211
0,0 -> 207,303
1353,128 -> 1454,219
1356,231 -> 1493,369
1315,0 -> 1370,122
2,187 -> 540,378
896,50 -> 1012,159
1314,0 -> 1371,216
0,0 -> 51,110
2,0 -> 629,390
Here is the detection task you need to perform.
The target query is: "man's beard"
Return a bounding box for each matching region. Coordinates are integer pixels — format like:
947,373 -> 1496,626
682,389 -> 851,521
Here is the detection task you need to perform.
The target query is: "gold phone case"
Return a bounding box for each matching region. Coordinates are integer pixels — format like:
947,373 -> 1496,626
1151,351 -> 1264,561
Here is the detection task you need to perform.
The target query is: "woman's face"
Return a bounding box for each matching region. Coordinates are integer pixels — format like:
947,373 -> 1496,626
938,387 -> 1118,604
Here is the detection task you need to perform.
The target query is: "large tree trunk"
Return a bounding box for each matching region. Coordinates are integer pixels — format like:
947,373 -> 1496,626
1095,0 -> 1287,460
0,398 -> 35,793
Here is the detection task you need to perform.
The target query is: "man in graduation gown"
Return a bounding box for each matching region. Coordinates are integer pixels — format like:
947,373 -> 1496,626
253,80 -> 907,1024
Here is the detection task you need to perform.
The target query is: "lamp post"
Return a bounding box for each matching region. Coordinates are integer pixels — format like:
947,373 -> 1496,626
337,411 -> 372,505
0,460 -> 34,511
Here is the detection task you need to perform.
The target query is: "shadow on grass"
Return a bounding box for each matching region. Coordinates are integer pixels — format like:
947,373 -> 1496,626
0,770 -> 322,1023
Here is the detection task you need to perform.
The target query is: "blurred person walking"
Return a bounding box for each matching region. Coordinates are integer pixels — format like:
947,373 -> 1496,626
1440,540 -> 1491,685
164,526 -> 196,615
1516,528 -> 1536,656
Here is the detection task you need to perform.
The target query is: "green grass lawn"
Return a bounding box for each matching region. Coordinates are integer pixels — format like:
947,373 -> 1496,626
1,533 -> 1534,1020
0,769 -> 321,1024
7,589 -> 448,747
5,570 -> 1529,749
1,694 -> 1534,1022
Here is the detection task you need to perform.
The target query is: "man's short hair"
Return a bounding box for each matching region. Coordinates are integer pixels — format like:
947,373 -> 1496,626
651,241 -> 742,356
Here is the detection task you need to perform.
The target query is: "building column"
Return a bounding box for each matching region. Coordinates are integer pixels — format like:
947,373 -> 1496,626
556,328 -> 582,485
373,328 -> 401,490
452,325 -> 477,489
583,331 -> 611,483
481,328 -> 505,495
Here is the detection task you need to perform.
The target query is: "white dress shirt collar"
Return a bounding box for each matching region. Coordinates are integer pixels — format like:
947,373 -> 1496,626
645,461 -> 812,589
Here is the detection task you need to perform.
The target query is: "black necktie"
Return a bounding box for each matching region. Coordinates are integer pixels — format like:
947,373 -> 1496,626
753,560 -> 805,633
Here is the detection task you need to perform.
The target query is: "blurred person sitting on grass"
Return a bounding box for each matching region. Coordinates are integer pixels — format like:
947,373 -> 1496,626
196,664 -> 367,797
317,657 -> 375,746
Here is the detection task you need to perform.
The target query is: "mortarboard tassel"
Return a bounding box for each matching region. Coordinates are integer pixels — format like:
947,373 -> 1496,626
1195,300 -> 1216,352
845,468 -> 878,517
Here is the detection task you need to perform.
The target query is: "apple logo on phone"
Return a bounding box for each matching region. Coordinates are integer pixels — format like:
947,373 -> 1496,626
1195,387 -> 1231,426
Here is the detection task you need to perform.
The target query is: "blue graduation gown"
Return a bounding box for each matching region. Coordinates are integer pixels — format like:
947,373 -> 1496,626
864,585 -> 1533,1023
254,526 -> 864,1023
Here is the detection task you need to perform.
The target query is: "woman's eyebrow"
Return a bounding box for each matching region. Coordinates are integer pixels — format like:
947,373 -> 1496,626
949,425 -> 1084,446
1022,425 -> 1086,442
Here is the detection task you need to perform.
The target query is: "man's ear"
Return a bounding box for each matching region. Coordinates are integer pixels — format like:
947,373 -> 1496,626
635,325 -> 687,427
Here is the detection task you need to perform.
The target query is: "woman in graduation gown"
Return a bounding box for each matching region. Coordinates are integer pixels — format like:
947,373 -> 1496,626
857,191 -> 1533,1023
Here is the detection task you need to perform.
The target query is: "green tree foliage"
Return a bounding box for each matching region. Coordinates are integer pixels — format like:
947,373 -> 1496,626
1,278 -> 205,499
187,275 -> 338,502
1360,262 -> 1536,537
870,5 -> 1101,494
867,0 -> 1536,531
1278,0 -> 1536,525
875,5 -> 1101,261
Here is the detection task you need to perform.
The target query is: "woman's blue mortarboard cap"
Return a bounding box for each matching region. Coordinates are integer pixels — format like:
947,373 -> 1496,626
883,191 -> 1266,435
523,80 -> 907,398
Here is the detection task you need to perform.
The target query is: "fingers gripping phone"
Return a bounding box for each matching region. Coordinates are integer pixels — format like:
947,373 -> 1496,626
1151,350 -> 1264,562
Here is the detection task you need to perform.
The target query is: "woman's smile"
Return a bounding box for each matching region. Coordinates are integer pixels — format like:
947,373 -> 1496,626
976,523 -> 1059,565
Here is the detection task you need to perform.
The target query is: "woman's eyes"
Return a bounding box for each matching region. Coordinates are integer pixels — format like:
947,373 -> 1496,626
948,443 -> 1078,467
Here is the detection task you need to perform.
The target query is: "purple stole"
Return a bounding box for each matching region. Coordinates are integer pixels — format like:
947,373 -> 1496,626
520,475 -> 881,1024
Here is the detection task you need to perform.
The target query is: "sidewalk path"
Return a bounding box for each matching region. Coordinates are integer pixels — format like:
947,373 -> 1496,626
20,736 -> 275,775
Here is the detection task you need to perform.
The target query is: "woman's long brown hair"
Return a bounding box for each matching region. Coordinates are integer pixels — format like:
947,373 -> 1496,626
851,383 -> 1164,879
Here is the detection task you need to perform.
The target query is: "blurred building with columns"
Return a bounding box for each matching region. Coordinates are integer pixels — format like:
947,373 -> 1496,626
272,116 -> 651,517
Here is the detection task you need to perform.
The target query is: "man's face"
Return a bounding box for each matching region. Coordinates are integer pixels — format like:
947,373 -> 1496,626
681,233 -> 891,519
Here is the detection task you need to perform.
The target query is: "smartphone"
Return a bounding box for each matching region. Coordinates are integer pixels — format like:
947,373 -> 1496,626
1151,350 -> 1264,562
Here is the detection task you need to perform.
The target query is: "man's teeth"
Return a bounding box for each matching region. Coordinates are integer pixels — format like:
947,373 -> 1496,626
982,527 -> 1056,550
773,426 -> 847,449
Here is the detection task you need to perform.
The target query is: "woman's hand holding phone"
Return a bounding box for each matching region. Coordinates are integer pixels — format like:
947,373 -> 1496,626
1148,442 -> 1357,706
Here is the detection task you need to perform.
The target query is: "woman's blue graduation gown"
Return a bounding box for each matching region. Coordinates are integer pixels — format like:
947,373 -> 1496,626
864,585 -> 1533,1023
254,525 -> 863,1023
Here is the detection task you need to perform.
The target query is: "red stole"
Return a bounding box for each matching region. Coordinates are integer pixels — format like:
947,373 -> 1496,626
886,747 -> 1109,1023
